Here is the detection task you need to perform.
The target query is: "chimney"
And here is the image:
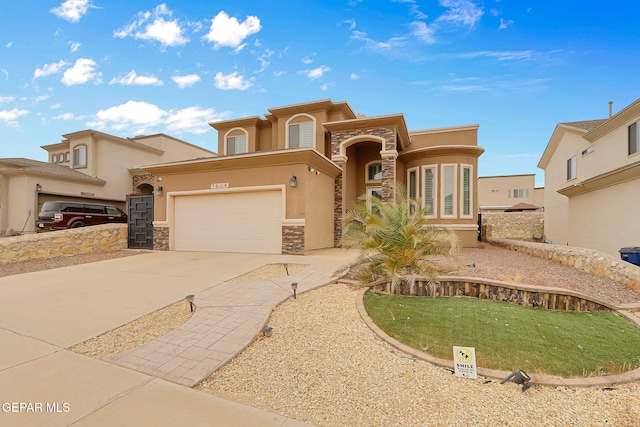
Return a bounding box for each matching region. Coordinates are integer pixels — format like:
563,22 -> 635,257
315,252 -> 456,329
609,101 -> 613,118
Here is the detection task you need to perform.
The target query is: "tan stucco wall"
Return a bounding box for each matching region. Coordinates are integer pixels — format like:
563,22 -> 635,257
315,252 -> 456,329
543,130 -> 590,246
303,170 -> 336,250
567,178 -> 640,257
478,174 -> 538,210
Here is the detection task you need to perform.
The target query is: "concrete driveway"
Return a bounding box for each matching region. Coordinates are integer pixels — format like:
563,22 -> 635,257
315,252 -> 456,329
0,249 -> 356,426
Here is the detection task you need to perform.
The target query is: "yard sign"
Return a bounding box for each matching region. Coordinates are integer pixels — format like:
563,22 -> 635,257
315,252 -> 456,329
453,346 -> 477,379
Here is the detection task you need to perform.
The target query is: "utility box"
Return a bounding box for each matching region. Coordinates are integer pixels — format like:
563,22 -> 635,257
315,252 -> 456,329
619,247 -> 640,267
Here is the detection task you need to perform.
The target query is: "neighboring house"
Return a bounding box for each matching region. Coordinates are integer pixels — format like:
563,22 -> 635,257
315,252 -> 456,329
538,98 -> 640,257
143,99 -> 484,255
0,130 -> 215,234
477,174 -> 544,212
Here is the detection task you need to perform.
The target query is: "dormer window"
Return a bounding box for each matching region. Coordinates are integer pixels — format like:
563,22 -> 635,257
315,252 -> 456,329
73,145 -> 87,168
288,121 -> 313,149
226,135 -> 247,155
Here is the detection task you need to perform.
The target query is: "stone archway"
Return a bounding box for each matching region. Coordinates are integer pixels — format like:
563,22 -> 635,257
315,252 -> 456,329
136,183 -> 154,195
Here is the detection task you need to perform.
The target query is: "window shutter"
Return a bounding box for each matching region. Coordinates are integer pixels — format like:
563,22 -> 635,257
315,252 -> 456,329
462,167 -> 471,216
630,122 -> 638,155
226,137 -> 236,155
443,166 -> 454,216
301,122 -> 313,147
424,168 -> 434,215
289,124 -> 300,148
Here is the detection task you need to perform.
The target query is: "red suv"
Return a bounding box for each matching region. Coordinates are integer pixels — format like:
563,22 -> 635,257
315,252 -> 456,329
37,201 -> 127,231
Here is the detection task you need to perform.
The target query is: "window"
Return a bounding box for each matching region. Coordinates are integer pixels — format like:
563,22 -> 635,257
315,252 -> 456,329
407,167 -> 418,215
629,122 -> 639,155
422,165 -> 436,217
52,154 -> 57,163
226,135 -> 247,155
65,152 -> 70,162
461,165 -> 472,218
366,187 -> 383,214
441,164 -> 457,218
73,145 -> 87,168
567,155 -> 577,181
367,162 -> 382,181
288,121 -> 313,148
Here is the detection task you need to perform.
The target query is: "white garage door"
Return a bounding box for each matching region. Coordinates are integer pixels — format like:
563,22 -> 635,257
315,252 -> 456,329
174,190 -> 282,254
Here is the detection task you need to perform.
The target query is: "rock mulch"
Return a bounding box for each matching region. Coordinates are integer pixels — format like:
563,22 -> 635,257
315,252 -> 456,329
198,283 -> 640,427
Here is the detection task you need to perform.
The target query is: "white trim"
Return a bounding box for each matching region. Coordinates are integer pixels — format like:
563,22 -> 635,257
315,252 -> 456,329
440,224 -> 479,231
223,128 -> 249,155
336,135 -> 384,158
460,164 -> 473,219
441,164 -> 458,219
282,218 -> 305,226
286,113 -> 316,149
421,164 -> 437,219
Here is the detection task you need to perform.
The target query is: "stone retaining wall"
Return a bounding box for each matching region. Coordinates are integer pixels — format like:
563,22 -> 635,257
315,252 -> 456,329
0,224 -> 127,264
487,238 -> 640,290
370,277 -> 613,312
482,212 -> 544,241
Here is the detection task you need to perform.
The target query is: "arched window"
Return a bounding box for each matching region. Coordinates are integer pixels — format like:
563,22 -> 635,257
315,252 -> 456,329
366,161 -> 382,182
73,145 -> 87,168
286,114 -> 315,149
51,154 -> 58,163
224,128 -> 248,155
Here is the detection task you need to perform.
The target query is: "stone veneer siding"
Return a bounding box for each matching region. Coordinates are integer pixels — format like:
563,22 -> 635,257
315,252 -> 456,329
0,224 -> 127,264
370,277 -> 613,312
487,237 -> 640,291
153,226 -> 169,251
333,170 -> 343,247
282,225 -> 305,255
482,212 -> 544,241
132,173 -> 154,192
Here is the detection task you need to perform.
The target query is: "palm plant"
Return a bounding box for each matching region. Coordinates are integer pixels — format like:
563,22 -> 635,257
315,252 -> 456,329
339,185 -> 459,294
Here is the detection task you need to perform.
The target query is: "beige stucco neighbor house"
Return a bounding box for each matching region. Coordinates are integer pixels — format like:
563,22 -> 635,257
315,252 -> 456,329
538,98 -> 640,257
0,131 -> 215,234
143,99 -> 484,255
477,174 -> 544,212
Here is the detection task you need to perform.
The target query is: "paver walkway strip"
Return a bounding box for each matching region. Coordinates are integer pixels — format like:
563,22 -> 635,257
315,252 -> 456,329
107,264 -> 340,386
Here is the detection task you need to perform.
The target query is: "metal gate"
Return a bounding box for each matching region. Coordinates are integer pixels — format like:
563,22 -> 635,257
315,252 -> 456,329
127,195 -> 154,249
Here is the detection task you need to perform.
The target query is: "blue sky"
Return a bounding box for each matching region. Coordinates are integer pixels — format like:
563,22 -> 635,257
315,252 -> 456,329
2,1 -> 640,186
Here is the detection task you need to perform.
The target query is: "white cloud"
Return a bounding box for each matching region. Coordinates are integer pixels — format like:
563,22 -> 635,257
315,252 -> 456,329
0,96 -> 15,103
305,66 -> 330,80
69,41 -> 81,52
88,100 -> 230,135
343,19 -> 356,30
454,50 -> 534,61
411,21 -> 436,44
114,4 -> 189,47
171,74 -> 201,88
256,50 -> 274,73
109,71 -> 164,86
50,0 -> 95,23
34,60 -> 68,79
34,95 -> 50,103
499,18 -> 514,30
302,57 -> 314,65
203,11 -> 261,49
351,30 -> 407,51
437,0 -> 483,27
214,72 -> 252,90
61,58 -> 102,85
6,42 -> 12,48
350,73 -> 360,80
1,69 -> 7,80
0,108 -> 29,126
53,112 -> 86,120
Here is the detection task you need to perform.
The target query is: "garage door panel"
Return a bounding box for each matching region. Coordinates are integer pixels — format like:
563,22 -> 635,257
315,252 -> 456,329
173,191 -> 282,254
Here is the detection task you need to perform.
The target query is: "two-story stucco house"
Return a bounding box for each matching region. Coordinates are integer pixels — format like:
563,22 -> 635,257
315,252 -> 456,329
143,99 -> 484,255
0,131 -> 215,234
477,174 -> 544,212
538,98 -> 640,257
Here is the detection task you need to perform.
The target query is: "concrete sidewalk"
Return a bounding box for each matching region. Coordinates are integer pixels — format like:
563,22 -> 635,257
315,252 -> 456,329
0,249 -> 357,426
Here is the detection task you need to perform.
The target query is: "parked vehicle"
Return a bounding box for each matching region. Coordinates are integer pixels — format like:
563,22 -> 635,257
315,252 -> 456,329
37,201 -> 127,231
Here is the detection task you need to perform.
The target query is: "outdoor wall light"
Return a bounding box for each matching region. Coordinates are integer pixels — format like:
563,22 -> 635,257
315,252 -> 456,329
35,183 -> 42,192
185,294 -> 195,312
308,166 -> 315,173
157,177 -> 162,182
289,176 -> 297,187
155,186 -> 163,196
263,326 -> 273,337
500,370 -> 532,391
291,282 -> 298,299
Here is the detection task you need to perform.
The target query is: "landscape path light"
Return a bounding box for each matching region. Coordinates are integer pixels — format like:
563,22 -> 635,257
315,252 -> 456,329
185,294 -> 195,312
500,369 -> 532,391
291,282 -> 298,299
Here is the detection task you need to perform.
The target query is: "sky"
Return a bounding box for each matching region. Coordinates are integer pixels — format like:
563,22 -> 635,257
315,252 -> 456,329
2,1 -> 640,187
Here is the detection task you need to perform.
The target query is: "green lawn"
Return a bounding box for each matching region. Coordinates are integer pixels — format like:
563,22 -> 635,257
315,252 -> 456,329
364,292 -> 640,377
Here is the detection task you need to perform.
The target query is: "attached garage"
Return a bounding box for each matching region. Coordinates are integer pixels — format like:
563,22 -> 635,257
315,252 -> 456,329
173,189 -> 283,254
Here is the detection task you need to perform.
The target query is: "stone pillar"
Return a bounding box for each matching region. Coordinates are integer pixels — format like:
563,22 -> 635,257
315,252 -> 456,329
153,226 -> 169,250
282,225 -> 305,254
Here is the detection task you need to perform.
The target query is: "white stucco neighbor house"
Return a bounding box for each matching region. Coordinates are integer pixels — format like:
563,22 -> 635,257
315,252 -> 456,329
538,99 -> 640,258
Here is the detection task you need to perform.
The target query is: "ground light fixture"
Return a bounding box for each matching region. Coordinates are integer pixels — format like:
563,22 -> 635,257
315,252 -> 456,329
283,263 -> 289,275
500,370 -> 532,391
291,282 -> 298,299
185,294 -> 195,312
263,326 -> 273,337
